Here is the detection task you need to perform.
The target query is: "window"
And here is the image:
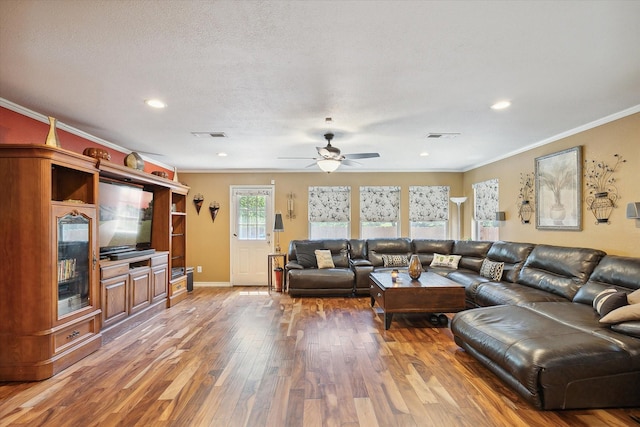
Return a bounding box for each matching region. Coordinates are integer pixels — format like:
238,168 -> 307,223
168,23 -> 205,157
409,186 -> 449,239
472,179 -> 499,241
360,186 -> 400,238
308,186 -> 350,239
236,192 -> 267,240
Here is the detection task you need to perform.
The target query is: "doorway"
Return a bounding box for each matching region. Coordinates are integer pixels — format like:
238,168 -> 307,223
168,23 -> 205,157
230,185 -> 274,286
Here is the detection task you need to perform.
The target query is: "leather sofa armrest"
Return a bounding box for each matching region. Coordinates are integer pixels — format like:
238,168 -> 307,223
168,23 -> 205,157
350,259 -> 373,267
286,262 -> 304,270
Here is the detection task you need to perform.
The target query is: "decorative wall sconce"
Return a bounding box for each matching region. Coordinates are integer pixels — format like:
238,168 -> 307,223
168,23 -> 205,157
495,211 -> 506,222
627,202 -> 640,219
584,154 -> 625,224
209,201 -> 220,223
286,192 -> 296,219
193,194 -> 204,215
517,172 -> 534,224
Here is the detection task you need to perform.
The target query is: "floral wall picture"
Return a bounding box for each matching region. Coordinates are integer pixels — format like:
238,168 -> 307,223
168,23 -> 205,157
535,146 -> 582,230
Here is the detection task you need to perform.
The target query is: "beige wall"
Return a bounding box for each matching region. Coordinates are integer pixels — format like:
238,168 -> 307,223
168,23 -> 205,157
462,112 -> 639,256
183,112 -> 639,283
181,172 -> 462,282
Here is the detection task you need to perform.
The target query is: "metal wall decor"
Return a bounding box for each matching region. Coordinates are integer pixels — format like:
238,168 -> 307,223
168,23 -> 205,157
209,201 -> 220,222
193,193 -> 204,214
517,172 -> 534,224
286,192 -> 296,219
584,154 -> 626,224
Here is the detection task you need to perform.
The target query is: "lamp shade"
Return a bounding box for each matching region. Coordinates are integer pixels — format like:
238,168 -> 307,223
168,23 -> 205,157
450,196 -> 467,204
317,159 -> 340,173
273,213 -> 284,232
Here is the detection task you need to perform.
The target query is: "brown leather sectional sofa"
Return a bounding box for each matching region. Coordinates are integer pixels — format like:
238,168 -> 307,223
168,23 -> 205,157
285,238 -> 640,410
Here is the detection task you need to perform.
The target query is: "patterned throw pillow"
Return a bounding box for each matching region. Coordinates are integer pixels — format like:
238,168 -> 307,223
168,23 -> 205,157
593,288 -> 628,317
430,253 -> 461,269
315,249 -> 335,269
480,258 -> 505,281
382,254 -> 409,268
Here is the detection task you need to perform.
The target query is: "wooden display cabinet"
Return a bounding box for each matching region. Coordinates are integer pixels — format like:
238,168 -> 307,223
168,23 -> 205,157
169,191 -> 188,306
0,146 -> 103,381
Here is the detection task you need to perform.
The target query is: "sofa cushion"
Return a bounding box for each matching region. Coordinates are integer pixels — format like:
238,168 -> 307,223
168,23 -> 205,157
474,282 -> 567,306
600,303 -> 640,324
430,253 -> 461,269
480,258 -> 504,281
518,245 -> 606,301
315,249 -> 335,269
593,289 -> 628,316
412,239 -> 454,265
611,321 -> 640,338
485,241 -> 535,283
452,240 -> 493,272
573,255 -> 640,306
382,254 -> 408,268
294,241 -> 324,268
366,238 -> 412,267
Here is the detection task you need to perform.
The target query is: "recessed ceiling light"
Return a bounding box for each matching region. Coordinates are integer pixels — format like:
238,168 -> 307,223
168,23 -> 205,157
491,100 -> 511,110
145,99 -> 167,109
420,152 -> 430,157
217,152 -> 228,157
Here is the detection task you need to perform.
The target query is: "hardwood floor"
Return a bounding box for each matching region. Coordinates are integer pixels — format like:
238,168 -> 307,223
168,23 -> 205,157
1,287 -> 638,427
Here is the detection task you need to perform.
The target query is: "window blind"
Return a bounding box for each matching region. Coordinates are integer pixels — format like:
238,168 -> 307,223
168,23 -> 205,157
308,186 -> 351,222
409,186 -> 449,221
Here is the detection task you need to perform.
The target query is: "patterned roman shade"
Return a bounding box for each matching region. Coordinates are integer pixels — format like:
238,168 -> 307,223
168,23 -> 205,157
473,179 -> 499,221
409,186 -> 449,221
360,186 -> 400,222
308,186 -> 351,222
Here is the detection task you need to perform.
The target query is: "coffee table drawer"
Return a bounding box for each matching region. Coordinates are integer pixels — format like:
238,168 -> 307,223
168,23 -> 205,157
370,282 -> 385,307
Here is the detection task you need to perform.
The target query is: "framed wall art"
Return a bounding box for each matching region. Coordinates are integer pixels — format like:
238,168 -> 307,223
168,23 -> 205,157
535,146 -> 582,230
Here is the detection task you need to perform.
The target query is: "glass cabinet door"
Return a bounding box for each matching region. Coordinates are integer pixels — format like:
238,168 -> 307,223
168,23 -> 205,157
57,211 -> 92,317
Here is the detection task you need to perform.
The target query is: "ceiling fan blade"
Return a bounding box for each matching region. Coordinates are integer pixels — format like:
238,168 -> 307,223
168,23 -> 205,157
343,152 -> 380,159
341,159 -> 362,167
278,156 -> 318,160
305,162 -> 318,168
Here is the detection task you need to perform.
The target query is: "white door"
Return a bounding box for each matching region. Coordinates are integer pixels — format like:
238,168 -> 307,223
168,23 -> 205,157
230,186 -> 274,286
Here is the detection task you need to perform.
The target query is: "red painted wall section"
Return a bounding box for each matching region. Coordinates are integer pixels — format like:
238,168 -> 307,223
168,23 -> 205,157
0,106 -> 174,177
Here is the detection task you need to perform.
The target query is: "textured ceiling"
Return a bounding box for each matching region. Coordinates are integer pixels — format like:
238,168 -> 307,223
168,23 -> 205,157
1,0 -> 639,172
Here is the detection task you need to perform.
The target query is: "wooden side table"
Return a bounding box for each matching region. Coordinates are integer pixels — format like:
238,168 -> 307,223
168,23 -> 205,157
267,253 -> 287,293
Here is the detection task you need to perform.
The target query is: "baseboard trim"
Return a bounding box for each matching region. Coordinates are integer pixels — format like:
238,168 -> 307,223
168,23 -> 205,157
195,281 -> 232,288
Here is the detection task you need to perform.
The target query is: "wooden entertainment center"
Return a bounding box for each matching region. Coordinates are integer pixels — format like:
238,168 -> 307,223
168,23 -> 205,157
0,145 -> 189,381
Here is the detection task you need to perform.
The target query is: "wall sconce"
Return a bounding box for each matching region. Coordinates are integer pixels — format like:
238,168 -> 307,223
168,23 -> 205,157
209,202 -> 220,223
193,193 -> 204,215
627,203 -> 640,219
286,192 -> 296,219
495,211 -> 506,222
584,154 -> 625,224
273,212 -> 284,253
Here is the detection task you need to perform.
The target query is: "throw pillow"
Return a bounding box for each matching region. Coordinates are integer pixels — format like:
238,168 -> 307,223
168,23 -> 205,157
294,241 -> 324,268
479,258 -> 505,281
593,289 -> 628,316
315,249 -> 335,269
430,253 -> 461,269
382,254 -> 409,268
628,288 -> 640,305
600,302 -> 640,324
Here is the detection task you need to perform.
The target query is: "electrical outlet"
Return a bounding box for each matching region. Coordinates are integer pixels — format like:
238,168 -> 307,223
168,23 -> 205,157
197,266 -> 202,273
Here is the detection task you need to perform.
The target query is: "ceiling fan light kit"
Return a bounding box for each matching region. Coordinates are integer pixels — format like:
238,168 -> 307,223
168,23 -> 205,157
317,159 -> 341,173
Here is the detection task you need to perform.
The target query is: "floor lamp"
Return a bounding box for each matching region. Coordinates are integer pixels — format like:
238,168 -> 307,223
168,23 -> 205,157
450,197 -> 467,240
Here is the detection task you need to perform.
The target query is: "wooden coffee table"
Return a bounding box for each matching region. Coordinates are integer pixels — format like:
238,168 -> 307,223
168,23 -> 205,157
369,271 -> 465,329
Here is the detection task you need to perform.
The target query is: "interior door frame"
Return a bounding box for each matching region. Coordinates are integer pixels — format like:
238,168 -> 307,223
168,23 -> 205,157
229,185 -> 275,286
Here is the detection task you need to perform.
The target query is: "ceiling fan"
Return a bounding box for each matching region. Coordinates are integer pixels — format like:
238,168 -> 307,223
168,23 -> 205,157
280,132 -> 380,172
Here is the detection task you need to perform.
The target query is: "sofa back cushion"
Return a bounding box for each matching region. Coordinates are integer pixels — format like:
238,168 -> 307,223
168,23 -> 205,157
486,241 -> 535,283
573,255 -> 640,305
288,239 -> 350,268
518,244 -> 606,300
349,239 -> 367,260
452,240 -> 493,272
412,239 -> 454,266
366,238 -> 412,267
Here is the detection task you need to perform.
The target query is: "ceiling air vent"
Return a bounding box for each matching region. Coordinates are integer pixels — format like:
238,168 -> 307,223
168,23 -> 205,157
191,132 -> 227,138
426,132 -> 460,139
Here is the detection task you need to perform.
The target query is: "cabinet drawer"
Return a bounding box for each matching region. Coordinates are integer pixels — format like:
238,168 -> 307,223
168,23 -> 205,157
53,318 -> 96,354
151,253 -> 169,266
101,263 -> 130,280
171,278 -> 187,294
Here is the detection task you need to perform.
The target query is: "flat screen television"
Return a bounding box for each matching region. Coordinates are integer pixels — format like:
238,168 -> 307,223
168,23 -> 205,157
98,179 -> 154,257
